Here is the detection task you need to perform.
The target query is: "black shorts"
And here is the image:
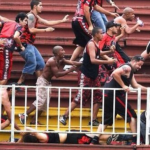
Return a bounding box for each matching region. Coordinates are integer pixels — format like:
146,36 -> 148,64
72,19 -> 92,48
116,43 -> 131,64
65,132 -> 92,144
103,93 -> 137,125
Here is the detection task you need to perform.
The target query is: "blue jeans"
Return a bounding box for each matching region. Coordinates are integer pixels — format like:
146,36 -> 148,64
19,44 -> 45,74
91,10 -> 108,33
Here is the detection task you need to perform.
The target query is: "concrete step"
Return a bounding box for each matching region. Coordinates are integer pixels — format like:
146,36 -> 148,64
0,3 -> 150,21
0,142 -> 138,150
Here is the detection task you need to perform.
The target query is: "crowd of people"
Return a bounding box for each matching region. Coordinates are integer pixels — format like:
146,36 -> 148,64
0,0 -> 150,145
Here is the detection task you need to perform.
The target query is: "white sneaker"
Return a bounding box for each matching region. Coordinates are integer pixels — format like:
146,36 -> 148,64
63,65 -> 72,70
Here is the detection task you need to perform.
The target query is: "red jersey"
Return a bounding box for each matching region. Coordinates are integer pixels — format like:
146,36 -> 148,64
74,0 -> 96,17
99,33 -> 125,67
20,12 -> 38,44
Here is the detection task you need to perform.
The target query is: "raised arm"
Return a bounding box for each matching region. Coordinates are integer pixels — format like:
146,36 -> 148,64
27,14 -> 54,34
37,14 -> 69,26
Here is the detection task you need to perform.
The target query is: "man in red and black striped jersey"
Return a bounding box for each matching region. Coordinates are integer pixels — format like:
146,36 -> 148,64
68,0 -> 119,64
17,0 -> 69,85
0,13 -> 28,85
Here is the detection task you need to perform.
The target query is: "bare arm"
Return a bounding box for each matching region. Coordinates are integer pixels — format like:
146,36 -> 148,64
131,75 -> 147,91
0,15 -> 13,22
49,59 -> 76,78
28,14 -> 54,34
115,17 -> 139,34
106,0 -> 120,10
17,127 -> 48,143
13,31 -> 25,51
63,58 -> 82,66
37,15 -> 69,26
94,4 -> 119,17
83,5 -> 93,33
115,26 -> 125,41
88,42 -> 116,65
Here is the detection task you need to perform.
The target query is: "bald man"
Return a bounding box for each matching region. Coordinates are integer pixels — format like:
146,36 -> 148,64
18,45 -> 82,125
108,7 -> 144,65
114,7 -> 144,35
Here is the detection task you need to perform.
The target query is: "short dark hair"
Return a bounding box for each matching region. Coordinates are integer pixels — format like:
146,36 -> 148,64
23,133 -> 40,143
52,45 -> 63,55
15,12 -> 28,23
131,55 -> 144,62
92,27 -> 102,36
30,0 -> 41,9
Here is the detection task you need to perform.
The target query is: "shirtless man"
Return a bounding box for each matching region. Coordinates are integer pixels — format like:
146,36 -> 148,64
0,88 -> 20,130
113,7 -> 144,64
18,45 -> 81,125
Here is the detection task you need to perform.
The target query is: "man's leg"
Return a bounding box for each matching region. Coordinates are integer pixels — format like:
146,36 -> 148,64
59,101 -> 78,125
30,110 -> 43,124
35,70 -> 43,77
18,44 -> 37,84
17,73 -> 27,84
129,117 -> 137,136
70,46 -> 84,61
141,50 -> 150,60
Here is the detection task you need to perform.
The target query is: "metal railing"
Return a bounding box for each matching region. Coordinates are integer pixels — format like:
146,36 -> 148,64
0,85 -> 148,145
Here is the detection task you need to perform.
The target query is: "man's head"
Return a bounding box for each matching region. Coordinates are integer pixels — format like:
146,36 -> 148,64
15,12 -> 28,27
30,0 -> 43,13
123,7 -> 135,21
106,20 -> 121,34
52,45 -> 65,58
131,55 -> 144,72
92,27 -> 103,41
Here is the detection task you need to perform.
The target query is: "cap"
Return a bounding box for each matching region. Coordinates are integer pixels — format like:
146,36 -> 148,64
106,20 -> 121,30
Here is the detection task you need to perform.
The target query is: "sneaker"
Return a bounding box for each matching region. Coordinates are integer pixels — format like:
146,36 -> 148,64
88,119 -> 99,126
59,115 -> 67,125
146,41 -> 150,54
18,113 -> 26,124
63,65 -> 72,70
90,136 -> 99,145
106,134 -> 120,145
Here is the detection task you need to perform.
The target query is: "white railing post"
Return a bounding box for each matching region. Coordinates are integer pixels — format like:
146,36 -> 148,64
79,87 -> 83,132
57,88 -> 61,131
137,88 -> 141,145
145,88 -> 150,145
10,84 -> 16,142
68,88 -> 72,132
46,86 -> 50,131
90,88 -> 94,132
0,86 -> 2,131
112,89 -> 116,133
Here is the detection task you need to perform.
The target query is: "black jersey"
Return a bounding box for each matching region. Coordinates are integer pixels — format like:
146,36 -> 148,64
104,63 -> 134,95
46,133 -> 60,143
64,133 -> 92,144
80,39 -> 100,79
